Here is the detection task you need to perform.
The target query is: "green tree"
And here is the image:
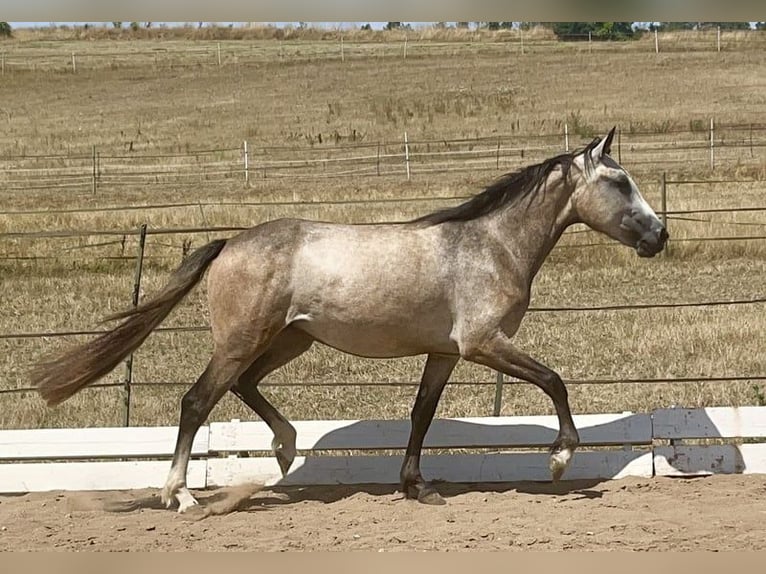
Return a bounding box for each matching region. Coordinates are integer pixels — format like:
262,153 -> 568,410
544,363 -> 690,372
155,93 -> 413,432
112,22 -> 123,29
385,22 -> 401,31
0,21 -> 12,38
701,22 -> 751,30
552,22 -> 637,41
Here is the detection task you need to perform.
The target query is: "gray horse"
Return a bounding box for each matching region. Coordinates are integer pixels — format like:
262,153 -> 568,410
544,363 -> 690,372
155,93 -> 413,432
32,128 -> 667,511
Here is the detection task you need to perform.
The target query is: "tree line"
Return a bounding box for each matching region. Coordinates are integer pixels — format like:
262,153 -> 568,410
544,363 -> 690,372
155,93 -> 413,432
2,22 -> 764,41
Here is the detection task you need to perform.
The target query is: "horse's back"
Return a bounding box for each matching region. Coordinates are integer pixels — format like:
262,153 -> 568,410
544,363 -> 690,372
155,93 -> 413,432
211,218 -> 457,357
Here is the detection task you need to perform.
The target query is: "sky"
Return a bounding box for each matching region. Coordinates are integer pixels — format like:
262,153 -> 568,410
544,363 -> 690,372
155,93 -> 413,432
8,22 -> 398,29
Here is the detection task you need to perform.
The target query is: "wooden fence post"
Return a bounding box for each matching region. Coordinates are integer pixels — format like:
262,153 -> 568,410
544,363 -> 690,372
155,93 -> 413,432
404,132 -> 411,181
243,140 -> 249,183
404,35 -> 408,59
91,145 -> 97,194
520,27 -> 525,55
1,52 -> 5,75
71,52 -> 76,73
123,224 -> 148,427
376,142 -> 381,176
564,123 -> 569,152
709,118 -> 715,169
341,36 -> 345,62
654,29 -> 659,54
617,128 -> 622,163
217,42 -> 222,66
717,26 -> 721,52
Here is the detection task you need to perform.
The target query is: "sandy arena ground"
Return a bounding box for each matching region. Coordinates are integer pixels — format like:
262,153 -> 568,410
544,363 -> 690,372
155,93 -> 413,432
1,475 -> 766,551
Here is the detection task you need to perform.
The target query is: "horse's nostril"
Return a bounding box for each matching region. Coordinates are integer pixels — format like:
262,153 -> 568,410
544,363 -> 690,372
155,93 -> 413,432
660,228 -> 669,242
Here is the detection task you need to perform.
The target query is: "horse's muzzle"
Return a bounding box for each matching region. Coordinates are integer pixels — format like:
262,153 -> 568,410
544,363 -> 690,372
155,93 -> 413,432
636,226 -> 669,258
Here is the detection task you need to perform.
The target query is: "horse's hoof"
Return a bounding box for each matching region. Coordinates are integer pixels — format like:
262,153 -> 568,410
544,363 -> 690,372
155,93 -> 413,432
549,447 -> 572,482
175,487 -> 199,513
272,437 -> 296,477
160,487 -> 175,509
276,451 -> 294,477
404,482 -> 447,505
418,489 -> 447,505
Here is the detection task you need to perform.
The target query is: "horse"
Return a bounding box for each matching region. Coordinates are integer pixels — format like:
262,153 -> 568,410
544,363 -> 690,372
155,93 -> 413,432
31,128 -> 668,512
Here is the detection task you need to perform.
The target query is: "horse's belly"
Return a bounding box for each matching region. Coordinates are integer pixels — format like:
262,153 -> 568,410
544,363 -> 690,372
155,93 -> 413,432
290,315 -> 457,358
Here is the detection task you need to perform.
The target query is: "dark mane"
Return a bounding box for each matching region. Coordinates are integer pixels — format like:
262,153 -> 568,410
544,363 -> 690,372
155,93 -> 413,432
412,137 -> 602,226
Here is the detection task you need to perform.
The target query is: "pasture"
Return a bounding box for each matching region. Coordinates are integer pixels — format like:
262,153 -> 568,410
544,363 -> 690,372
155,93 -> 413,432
1,28 -> 765,434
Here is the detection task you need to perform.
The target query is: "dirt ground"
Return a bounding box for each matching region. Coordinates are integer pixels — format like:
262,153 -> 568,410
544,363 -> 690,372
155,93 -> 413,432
1,474 -> 765,551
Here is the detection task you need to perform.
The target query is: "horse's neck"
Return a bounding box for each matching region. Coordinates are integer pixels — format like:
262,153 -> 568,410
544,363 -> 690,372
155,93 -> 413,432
487,176 -> 575,281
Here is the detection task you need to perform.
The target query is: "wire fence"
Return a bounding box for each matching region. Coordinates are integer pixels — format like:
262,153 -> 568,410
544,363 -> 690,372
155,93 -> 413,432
2,207 -> 766,425
2,29 -> 765,73
2,150 -> 766,424
3,176 -> 766,262
3,376 -> 766,396
1,121 -> 765,194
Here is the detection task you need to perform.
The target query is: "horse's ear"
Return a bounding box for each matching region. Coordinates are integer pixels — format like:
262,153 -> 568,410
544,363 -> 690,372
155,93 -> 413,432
590,126 -> 616,160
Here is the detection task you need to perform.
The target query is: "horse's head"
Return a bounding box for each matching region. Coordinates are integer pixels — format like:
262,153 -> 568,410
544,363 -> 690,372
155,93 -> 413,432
571,128 -> 668,257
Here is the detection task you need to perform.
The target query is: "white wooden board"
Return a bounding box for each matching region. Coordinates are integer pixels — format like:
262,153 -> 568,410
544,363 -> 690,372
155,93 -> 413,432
0,460 -> 207,493
0,426 -> 209,460
2,408 -> 766,494
207,450 -> 653,487
654,444 -> 766,477
653,407 -> 766,439
208,413 -> 651,453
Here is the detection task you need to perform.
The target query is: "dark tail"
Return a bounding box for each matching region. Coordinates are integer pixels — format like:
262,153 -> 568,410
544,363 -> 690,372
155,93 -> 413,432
31,239 -> 228,406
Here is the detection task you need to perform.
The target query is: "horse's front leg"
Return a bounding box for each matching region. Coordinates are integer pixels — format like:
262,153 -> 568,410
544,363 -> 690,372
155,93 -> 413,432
400,353 -> 459,505
459,330 -> 580,481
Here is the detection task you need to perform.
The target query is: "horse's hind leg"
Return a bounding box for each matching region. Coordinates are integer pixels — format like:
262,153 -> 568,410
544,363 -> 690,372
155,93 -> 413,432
161,350 -> 260,512
400,353 -> 459,505
230,327 -> 314,476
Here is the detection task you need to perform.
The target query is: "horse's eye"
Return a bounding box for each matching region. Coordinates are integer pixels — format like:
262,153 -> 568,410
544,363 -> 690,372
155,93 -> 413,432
614,178 -> 632,195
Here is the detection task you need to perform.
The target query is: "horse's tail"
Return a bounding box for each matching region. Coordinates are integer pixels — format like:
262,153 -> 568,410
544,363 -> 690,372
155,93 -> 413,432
32,239 -> 228,406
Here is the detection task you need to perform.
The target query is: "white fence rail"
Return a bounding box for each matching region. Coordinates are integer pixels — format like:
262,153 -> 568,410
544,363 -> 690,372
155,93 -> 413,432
1,407 -> 765,493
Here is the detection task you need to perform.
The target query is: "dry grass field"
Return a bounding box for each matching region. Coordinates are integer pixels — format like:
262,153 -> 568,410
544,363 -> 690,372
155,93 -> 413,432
1,28 -> 765,430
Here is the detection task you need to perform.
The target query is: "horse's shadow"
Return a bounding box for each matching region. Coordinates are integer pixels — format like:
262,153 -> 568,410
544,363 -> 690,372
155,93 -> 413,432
190,415 -> 649,513
108,407 -> 738,515
251,478 -> 607,507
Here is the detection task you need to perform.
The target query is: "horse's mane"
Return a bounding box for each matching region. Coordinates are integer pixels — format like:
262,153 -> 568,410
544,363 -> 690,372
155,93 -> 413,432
412,137 -> 602,226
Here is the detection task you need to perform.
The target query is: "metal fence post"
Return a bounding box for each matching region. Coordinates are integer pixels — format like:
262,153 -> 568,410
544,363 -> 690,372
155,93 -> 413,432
493,372 -> 504,416
660,172 -> 669,257
123,224 -> 147,426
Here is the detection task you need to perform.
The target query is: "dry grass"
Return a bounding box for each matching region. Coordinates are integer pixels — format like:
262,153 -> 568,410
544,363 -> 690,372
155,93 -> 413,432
1,36 -> 765,429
